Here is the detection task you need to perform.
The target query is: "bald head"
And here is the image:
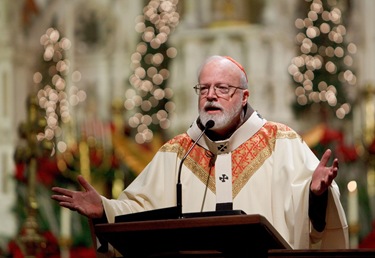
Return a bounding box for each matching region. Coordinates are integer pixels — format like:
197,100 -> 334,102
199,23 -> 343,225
198,56 -> 248,89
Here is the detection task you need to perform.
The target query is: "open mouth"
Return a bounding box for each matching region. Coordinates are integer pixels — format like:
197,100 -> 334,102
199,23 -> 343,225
204,105 -> 222,113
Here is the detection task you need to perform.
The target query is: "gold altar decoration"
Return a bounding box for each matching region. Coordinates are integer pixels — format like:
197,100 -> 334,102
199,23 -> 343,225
357,84 -> 375,194
347,83 -> 375,247
362,84 -> 375,148
208,0 -> 263,28
111,100 -> 164,176
361,84 -> 375,222
15,95 -> 47,257
300,123 -> 326,147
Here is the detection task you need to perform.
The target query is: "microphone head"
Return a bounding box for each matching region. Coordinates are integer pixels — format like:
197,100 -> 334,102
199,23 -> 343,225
205,120 -> 215,129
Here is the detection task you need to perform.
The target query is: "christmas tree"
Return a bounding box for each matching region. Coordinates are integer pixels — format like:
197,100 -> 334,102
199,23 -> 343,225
288,0 -> 357,122
124,0 -> 180,144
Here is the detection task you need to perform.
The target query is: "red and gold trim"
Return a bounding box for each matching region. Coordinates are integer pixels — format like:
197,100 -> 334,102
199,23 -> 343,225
160,122 -> 300,198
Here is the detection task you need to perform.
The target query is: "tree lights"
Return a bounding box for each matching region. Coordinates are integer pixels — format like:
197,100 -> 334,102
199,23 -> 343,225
289,0 -> 357,120
126,0 -> 179,144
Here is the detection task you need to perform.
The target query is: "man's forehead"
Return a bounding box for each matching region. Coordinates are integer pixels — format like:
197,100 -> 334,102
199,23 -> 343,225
201,60 -> 240,80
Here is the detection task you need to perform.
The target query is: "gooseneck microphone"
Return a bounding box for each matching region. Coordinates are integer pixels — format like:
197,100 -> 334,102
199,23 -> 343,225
176,120 -> 215,217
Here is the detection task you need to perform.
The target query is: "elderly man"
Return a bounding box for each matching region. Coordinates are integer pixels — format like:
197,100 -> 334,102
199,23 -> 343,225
52,55 -> 348,249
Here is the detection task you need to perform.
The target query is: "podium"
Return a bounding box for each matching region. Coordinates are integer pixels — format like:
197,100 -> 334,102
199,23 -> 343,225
94,214 -> 292,257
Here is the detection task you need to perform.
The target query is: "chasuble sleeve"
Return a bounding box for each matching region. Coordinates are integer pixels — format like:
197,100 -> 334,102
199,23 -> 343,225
101,151 -> 179,223
272,131 -> 348,249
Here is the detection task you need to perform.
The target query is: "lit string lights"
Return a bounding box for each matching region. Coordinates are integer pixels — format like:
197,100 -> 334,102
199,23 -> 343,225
35,28 -> 86,153
288,0 -> 357,120
125,0 -> 179,144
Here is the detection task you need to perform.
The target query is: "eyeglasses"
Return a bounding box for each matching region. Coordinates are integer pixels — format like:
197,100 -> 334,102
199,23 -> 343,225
193,84 -> 244,98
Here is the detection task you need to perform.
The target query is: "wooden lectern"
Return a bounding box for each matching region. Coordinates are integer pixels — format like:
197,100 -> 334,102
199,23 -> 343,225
94,214 -> 292,257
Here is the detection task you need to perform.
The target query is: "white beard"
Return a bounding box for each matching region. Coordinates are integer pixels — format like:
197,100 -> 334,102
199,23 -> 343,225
199,101 -> 243,130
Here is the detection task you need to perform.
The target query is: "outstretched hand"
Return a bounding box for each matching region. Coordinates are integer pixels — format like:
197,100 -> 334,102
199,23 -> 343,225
310,149 -> 339,196
51,175 -> 104,219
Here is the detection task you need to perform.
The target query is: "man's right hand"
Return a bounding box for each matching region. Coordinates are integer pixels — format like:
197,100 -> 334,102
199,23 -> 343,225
51,175 -> 104,219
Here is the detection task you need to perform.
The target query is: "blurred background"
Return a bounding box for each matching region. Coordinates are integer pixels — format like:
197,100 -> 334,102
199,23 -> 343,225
1,0 -> 375,257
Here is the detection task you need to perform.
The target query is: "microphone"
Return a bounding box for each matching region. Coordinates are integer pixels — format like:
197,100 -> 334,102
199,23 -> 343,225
176,120 -> 215,217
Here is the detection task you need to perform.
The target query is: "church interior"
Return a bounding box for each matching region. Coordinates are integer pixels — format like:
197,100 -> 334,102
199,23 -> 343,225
1,0 -> 375,257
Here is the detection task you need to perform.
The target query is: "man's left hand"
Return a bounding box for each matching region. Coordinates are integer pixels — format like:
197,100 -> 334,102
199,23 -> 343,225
310,149 -> 338,196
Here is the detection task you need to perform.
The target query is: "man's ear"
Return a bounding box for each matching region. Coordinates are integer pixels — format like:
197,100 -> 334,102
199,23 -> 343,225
242,89 -> 250,106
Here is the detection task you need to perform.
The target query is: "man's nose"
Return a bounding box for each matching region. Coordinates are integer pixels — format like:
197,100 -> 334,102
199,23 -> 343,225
206,86 -> 217,99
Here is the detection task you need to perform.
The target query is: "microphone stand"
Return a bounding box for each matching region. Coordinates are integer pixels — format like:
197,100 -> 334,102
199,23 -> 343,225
115,120 -> 214,223
176,120 -> 214,217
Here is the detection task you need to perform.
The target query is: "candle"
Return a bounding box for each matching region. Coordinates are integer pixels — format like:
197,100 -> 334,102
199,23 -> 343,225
60,207 -> 71,239
347,180 -> 358,225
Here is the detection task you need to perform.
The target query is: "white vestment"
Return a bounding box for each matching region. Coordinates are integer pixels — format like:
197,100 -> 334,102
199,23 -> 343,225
101,112 -> 349,249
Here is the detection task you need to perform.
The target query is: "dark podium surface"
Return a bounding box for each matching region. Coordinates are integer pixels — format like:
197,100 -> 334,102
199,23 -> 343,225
94,214 -> 292,257
268,249 -> 375,258
94,213 -> 375,257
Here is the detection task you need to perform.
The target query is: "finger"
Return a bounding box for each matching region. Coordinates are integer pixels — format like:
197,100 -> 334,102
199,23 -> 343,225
51,194 -> 64,202
74,205 -> 86,216
51,187 -> 74,197
51,194 -> 71,203
51,196 -> 74,208
77,175 -> 96,192
329,167 -> 338,181
60,202 -> 77,211
319,149 -> 332,167
324,167 -> 337,186
330,159 -> 339,174
333,158 -> 339,169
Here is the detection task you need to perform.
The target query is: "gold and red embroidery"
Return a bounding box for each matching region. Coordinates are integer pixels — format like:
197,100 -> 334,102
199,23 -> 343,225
160,122 -> 299,198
